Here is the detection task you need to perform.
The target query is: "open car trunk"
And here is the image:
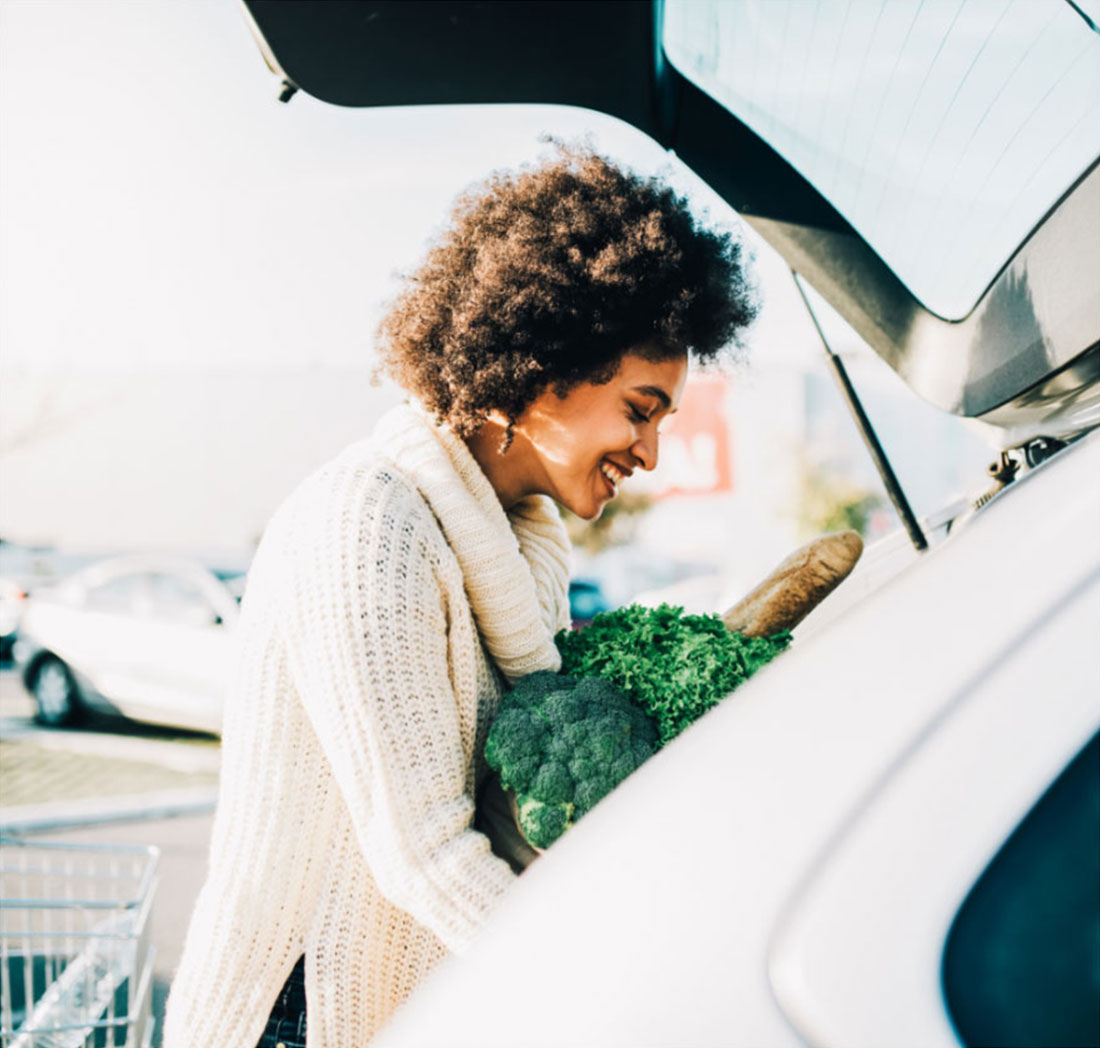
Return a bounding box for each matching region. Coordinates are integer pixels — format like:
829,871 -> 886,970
241,0 -> 1100,446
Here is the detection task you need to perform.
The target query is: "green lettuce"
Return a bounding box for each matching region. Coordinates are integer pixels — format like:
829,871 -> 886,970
556,602 -> 790,747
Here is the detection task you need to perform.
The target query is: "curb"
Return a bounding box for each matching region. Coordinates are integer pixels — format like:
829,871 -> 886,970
0,785 -> 219,835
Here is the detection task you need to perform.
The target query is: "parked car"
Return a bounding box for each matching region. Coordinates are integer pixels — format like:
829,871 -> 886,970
567,577 -> 611,627
239,3 -> 1100,1046
14,555 -> 243,733
0,578 -> 25,664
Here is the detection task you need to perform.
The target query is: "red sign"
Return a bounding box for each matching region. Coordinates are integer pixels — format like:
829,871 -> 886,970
645,377 -> 735,499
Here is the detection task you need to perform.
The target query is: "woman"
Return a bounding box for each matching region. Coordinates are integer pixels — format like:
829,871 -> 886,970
162,143 -> 757,1047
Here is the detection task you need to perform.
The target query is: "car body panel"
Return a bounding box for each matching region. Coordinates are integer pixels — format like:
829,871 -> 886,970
241,0 -> 663,124
375,432 -> 1100,1047
770,574 -> 1100,1048
0,578 -> 25,657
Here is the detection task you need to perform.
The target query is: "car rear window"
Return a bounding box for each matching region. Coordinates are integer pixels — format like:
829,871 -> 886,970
662,0 -> 1100,320
941,730 -> 1100,1048
84,573 -> 143,614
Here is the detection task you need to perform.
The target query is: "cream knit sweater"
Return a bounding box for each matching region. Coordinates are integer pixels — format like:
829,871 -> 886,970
162,401 -> 571,1048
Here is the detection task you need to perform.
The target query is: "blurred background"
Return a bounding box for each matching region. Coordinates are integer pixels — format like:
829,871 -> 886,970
0,1 -> 996,1043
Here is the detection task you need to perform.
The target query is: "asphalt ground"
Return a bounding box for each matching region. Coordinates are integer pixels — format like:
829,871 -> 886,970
0,666 -> 220,1047
0,667 -> 220,817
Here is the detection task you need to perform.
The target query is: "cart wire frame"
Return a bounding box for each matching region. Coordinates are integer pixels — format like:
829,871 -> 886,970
0,837 -> 159,1048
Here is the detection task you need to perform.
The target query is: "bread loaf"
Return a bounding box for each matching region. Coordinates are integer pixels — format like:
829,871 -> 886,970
721,530 -> 863,637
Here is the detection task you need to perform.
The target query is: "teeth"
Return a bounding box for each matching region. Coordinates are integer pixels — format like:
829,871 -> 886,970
600,461 -> 624,487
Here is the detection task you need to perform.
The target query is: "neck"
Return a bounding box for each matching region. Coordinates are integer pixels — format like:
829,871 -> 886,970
463,417 -> 542,510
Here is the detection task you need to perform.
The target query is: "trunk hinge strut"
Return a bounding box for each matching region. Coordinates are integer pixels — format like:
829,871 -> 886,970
792,270 -> 928,552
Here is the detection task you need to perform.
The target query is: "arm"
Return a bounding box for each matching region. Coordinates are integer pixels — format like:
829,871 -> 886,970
279,466 -> 516,955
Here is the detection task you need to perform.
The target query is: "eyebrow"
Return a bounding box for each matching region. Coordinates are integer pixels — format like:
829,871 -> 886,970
631,385 -> 675,412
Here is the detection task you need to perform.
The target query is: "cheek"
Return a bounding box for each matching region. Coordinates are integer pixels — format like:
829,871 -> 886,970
568,426 -> 627,472
536,401 -> 633,478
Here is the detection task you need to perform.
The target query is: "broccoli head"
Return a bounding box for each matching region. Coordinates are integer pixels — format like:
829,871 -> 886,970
484,671 -> 658,849
556,603 -> 790,746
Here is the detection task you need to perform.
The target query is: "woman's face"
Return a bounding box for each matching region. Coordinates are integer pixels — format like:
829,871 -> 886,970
514,348 -> 688,520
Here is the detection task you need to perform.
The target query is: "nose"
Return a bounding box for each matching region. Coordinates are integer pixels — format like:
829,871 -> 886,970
631,429 -> 659,472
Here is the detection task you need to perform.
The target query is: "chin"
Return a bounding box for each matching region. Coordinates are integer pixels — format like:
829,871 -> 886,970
556,476 -> 612,521
573,497 -> 608,522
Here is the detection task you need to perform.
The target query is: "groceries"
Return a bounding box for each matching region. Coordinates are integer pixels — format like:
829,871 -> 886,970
483,531 -> 865,856
558,602 -> 790,747
721,531 -> 864,637
484,671 -> 657,849
486,603 -> 787,850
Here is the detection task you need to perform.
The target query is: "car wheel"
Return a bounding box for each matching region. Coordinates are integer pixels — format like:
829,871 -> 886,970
31,657 -> 83,727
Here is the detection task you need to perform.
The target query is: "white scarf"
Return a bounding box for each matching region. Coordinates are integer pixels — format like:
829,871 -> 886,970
371,400 -> 570,682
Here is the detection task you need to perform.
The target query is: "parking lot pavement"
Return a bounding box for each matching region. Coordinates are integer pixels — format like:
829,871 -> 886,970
0,668 -> 220,830
0,660 -> 37,723
1,737 -> 219,805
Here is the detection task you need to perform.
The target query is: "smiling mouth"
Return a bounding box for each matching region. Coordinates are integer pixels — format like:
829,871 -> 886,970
599,459 -> 628,497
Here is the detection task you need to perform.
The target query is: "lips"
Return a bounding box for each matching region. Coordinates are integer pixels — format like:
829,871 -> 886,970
598,458 -> 630,498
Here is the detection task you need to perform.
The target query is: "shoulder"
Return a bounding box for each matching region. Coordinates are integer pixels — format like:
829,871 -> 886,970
260,437 -> 449,576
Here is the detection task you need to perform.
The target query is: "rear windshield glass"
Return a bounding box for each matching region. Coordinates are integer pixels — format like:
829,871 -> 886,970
942,731 -> 1099,1047
663,0 -> 1100,320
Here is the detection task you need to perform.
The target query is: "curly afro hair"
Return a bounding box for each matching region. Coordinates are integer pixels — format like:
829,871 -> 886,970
374,142 -> 758,444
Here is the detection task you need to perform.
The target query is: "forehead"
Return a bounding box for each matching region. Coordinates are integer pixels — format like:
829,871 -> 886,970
612,351 -> 689,403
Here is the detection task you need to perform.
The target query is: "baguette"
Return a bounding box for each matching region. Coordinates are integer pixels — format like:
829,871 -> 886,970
721,530 -> 863,637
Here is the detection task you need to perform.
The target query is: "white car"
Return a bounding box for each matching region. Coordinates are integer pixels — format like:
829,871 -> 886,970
14,555 -> 243,733
371,430 -> 1099,1048
239,3 -> 1100,1046
0,578 -> 25,662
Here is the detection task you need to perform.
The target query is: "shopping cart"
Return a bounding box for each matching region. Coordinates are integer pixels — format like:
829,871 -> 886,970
0,838 -> 159,1048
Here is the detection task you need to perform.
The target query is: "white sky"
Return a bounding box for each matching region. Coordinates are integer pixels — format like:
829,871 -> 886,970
0,0 -> 803,377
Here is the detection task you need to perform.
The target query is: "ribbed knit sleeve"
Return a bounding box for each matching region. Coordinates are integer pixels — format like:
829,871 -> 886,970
278,463 -> 516,956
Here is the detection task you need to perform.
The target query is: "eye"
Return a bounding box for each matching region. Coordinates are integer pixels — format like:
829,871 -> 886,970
626,403 -> 650,424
